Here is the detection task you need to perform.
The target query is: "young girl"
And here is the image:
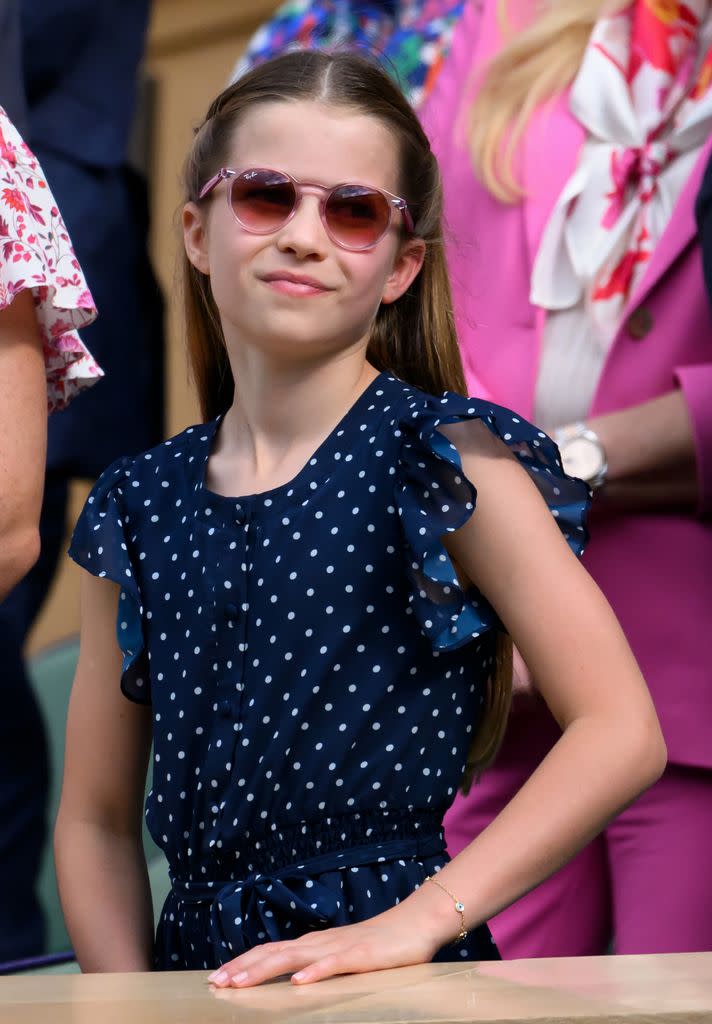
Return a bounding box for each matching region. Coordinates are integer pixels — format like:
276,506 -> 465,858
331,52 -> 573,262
55,50 -> 665,986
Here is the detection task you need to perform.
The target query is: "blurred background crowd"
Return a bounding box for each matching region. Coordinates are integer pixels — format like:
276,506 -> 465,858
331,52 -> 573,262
0,0 -> 710,972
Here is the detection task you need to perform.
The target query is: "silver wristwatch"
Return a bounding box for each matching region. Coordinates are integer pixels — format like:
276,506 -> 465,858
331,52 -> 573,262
553,422 -> 608,490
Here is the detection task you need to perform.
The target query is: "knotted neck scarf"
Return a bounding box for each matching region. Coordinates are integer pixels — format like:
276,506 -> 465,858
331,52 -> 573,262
531,0 -> 712,346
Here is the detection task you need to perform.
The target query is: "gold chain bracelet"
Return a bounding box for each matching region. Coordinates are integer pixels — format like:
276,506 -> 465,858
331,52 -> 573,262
425,875 -> 468,942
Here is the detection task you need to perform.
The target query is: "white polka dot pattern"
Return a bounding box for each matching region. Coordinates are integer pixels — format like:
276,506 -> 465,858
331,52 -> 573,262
69,373 -> 589,970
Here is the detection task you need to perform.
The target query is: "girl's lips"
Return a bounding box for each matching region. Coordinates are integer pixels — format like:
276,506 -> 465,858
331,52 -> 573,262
263,277 -> 331,297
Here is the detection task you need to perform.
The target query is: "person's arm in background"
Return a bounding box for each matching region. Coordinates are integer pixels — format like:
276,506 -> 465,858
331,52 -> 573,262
0,2 -> 45,596
560,144 -> 712,517
0,99 -> 100,600
586,389 -> 699,513
0,289 -> 46,599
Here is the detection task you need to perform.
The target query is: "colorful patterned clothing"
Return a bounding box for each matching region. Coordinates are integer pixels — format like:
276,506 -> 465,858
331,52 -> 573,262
233,0 -> 467,108
0,106 -> 101,412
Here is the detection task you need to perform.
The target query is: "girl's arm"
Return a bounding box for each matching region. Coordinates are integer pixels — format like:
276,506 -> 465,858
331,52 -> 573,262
401,420 -> 666,939
209,420 -> 665,988
0,289 -> 46,598
54,571 -> 154,972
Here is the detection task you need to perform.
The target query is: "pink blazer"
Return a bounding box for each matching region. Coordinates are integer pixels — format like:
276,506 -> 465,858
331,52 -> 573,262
420,0 -> 712,769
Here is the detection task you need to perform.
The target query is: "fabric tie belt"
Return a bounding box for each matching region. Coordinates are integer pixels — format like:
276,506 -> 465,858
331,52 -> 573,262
171,832 -> 445,958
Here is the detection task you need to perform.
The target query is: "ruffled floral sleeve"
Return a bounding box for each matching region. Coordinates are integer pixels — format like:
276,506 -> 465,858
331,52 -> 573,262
0,106 -> 102,413
396,386 -> 591,650
68,456 -> 150,704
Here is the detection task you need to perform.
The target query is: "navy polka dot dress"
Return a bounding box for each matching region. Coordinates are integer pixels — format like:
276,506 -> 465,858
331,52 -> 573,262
69,373 -> 589,970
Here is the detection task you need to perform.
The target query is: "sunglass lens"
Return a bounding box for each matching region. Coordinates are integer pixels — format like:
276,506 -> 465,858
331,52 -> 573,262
326,186 -> 390,249
231,170 -> 296,232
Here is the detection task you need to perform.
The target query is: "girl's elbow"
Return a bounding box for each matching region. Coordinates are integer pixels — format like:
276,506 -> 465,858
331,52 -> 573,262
635,716 -> 668,789
650,728 -> 668,782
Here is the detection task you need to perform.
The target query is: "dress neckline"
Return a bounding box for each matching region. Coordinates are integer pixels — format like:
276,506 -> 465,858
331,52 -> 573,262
195,371 -> 395,517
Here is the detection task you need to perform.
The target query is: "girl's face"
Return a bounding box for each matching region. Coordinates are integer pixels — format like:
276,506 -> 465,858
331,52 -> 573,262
183,99 -> 425,365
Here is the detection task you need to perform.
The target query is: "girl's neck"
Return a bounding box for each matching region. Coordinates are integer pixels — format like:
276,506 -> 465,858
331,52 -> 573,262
207,351 -> 379,498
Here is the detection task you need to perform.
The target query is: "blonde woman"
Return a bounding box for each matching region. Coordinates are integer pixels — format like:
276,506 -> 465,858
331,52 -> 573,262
421,0 -> 712,956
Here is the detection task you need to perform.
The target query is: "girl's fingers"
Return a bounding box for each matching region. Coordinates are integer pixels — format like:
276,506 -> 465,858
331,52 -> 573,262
209,937 -> 300,980
210,938 -> 338,988
232,949 -> 316,987
292,946 -> 371,985
207,918 -> 427,989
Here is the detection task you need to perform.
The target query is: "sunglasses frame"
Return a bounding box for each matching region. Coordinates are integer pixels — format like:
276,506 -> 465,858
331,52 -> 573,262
198,166 -> 415,251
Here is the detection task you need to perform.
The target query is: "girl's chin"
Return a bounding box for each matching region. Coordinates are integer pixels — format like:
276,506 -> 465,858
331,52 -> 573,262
227,315 -> 368,355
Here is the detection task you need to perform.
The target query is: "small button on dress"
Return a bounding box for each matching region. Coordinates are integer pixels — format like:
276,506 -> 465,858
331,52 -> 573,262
70,373 -> 589,970
224,603 -> 239,623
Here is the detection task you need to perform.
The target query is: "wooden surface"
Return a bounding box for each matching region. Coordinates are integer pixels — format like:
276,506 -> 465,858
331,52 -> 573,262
2,954 -> 712,1023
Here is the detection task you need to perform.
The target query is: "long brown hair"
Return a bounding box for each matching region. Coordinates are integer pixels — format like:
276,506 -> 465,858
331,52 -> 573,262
180,50 -> 511,785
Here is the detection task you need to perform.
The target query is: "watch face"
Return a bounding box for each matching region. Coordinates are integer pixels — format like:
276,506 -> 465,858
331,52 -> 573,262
561,437 -> 604,482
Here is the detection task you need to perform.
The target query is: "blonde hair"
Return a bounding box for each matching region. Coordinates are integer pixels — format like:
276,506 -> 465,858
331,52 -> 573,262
181,51 -> 512,784
470,0 -> 628,202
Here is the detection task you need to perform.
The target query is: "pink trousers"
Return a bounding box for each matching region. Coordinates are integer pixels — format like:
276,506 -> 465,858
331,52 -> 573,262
445,701 -> 712,957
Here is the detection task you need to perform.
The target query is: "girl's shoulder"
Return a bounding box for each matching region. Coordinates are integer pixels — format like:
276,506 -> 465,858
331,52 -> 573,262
389,374 -> 528,443
390,373 -> 590,555
377,373 -> 589,650
69,419 -> 220,597
82,418 -> 219,515
108,418 -> 217,477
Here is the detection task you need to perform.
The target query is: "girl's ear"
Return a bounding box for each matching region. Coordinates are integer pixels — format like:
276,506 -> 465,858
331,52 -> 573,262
183,202 -> 211,275
380,238 -> 426,305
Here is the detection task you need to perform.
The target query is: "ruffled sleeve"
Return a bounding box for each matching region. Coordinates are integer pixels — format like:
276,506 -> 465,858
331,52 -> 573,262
0,106 -> 102,413
68,456 -> 150,704
396,387 -> 591,651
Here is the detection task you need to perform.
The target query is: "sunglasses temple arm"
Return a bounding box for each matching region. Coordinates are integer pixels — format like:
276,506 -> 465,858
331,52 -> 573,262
198,168 -> 232,200
394,199 -> 415,235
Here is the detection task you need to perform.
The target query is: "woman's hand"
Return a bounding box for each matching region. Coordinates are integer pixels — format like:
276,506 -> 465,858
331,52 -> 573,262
208,895 -> 453,988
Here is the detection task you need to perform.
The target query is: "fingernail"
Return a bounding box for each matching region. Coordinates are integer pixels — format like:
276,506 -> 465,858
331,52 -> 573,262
209,970 -> 229,985
231,971 -> 248,985
292,971 -> 306,983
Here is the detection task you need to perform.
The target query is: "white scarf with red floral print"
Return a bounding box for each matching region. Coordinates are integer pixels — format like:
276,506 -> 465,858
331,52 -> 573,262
531,0 -> 712,346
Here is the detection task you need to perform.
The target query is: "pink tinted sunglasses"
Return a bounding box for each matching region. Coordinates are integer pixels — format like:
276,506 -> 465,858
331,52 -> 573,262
198,167 -> 415,251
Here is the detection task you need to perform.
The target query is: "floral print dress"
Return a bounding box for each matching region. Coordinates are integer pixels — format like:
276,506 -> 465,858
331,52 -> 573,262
0,106 -> 101,411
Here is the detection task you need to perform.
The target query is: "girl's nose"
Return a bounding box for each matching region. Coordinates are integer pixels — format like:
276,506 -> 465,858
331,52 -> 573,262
276,194 -> 329,258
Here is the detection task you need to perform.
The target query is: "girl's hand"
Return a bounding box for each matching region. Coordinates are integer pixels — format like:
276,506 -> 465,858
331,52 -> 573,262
207,906 -> 446,988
